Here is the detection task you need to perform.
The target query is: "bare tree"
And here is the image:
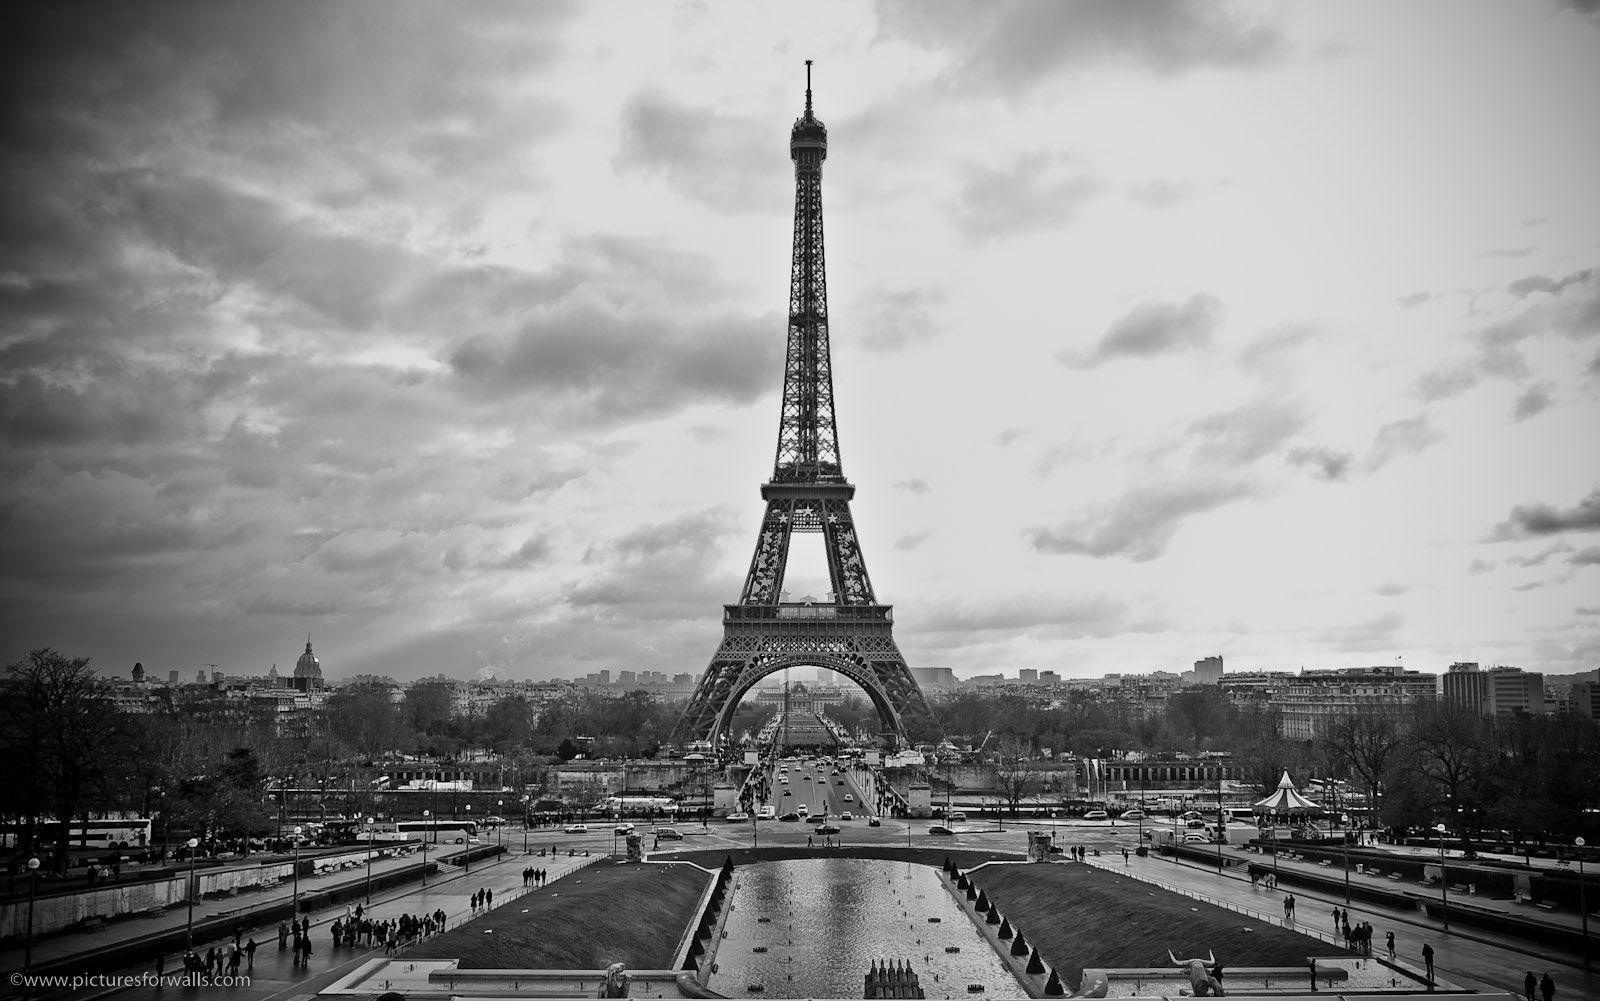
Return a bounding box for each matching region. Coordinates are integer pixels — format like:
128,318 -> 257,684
1327,709 -> 1407,831
991,737 -> 1042,817
1,649 -> 123,869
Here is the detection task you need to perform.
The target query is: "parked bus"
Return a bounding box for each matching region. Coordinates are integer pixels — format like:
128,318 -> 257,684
2,817 -> 153,850
604,796 -> 677,816
357,819 -> 478,844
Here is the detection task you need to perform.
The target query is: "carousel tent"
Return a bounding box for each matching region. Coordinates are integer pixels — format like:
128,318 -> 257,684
1253,771 -> 1323,816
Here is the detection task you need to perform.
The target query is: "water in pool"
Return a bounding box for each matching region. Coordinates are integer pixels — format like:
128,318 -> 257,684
710,858 -> 1028,999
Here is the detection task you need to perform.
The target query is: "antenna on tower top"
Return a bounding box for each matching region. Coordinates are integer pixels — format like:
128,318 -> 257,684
805,59 -> 813,116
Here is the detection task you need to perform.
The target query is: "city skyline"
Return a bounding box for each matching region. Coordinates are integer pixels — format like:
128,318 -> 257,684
3,2 -> 1598,685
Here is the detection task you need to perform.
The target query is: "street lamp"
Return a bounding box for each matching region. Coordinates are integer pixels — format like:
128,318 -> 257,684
1577,837 -> 1589,952
24,856 -> 39,970
1435,823 -> 1449,930
185,838 -> 201,945
421,810 -> 430,886
363,817 -> 375,904
464,804 -> 472,872
497,800 -> 504,849
290,826 -> 303,919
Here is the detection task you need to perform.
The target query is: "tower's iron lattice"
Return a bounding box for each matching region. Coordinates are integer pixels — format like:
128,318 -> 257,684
674,64 -> 938,751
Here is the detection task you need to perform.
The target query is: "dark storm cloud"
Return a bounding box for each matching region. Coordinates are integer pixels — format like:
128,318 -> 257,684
1507,270 -> 1592,298
1025,478 -> 1255,562
566,509 -> 740,615
1235,324 -> 1318,376
1128,180 -> 1194,208
614,93 -> 781,213
1415,365 -> 1481,402
1361,415 -> 1442,473
1493,488 -> 1600,539
1286,445 -> 1353,482
854,286 -> 948,352
1569,547 -> 1600,566
876,0 -> 1285,90
894,529 -> 936,551
918,593 -> 1139,639
1312,611 -> 1404,652
1511,383 -> 1554,421
448,304 -> 780,424
1185,398 -> 1307,466
949,152 -> 1103,240
1062,293 -> 1222,367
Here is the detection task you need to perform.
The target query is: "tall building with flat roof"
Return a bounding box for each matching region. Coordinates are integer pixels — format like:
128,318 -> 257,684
1488,666 -> 1543,716
1443,662 -> 1490,715
1193,656 -> 1224,685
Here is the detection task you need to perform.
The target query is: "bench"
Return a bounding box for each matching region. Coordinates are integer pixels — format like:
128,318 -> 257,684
1386,873 -> 1402,881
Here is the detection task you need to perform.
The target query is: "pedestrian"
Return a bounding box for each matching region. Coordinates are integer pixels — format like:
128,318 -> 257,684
1283,896 -> 1292,919
1289,894 -> 1297,920
1309,958 -> 1317,992
1524,972 -> 1537,1001
486,888 -> 492,906
1422,943 -> 1435,988
1332,906 -> 1340,930
245,938 -> 257,971
1386,930 -> 1395,961
279,920 -> 289,950
1540,973 -> 1554,1001
227,946 -> 241,976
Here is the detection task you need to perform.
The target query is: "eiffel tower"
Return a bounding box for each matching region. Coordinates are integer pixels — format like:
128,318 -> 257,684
674,64 -> 937,752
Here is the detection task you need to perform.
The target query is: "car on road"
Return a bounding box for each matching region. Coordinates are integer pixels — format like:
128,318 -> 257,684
867,816 -> 882,827
928,825 -> 954,836
844,794 -> 854,802
815,825 -> 841,835
1083,810 -> 1108,821
946,810 -> 965,822
613,823 -> 635,835
783,789 -> 792,796
778,812 -> 801,822
726,813 -> 749,823
482,815 -> 508,827
654,828 -> 684,840
1186,820 -> 1207,829
797,804 -> 809,815
1181,811 -> 1203,820
840,812 -> 853,821
565,824 -> 589,834
1184,833 -> 1209,843
1122,810 -> 1145,820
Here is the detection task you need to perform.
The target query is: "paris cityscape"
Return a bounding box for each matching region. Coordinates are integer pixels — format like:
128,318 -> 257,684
3,2 -> 1599,1001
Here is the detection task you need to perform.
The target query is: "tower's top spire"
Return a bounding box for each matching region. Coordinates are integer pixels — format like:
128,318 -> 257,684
791,59 -> 827,156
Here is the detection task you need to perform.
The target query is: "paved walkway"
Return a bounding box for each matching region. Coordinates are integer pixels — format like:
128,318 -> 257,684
1085,850 -> 1599,1001
1,845 -> 600,1001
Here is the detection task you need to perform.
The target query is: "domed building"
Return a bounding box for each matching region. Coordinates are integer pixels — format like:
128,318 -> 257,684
291,637 -> 324,692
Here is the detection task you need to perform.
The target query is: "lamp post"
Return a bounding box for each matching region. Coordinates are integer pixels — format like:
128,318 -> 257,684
185,838 -> 201,946
363,816 -> 375,904
464,804 -> 472,872
23,856 -> 40,971
290,825 -> 303,919
1577,837 -> 1589,954
497,800 -> 504,849
421,810 -> 430,886
1435,823 -> 1449,930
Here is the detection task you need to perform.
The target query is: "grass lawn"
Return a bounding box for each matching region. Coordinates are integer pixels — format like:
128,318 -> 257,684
407,860 -> 711,970
976,864 -> 1328,989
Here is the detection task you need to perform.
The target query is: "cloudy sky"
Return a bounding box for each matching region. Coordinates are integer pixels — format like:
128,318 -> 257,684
3,1 -> 1598,686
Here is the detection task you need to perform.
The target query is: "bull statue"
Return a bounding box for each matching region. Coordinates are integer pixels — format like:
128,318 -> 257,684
1168,950 -> 1225,997
599,962 -> 629,999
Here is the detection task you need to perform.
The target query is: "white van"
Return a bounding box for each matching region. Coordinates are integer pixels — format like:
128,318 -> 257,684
758,805 -> 776,820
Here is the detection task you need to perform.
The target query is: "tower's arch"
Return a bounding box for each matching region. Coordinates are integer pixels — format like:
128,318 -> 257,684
708,654 -> 905,750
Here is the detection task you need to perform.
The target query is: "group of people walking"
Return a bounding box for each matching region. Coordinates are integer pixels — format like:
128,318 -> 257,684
1330,906 -> 1376,954
521,866 -> 550,887
277,916 -> 315,966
